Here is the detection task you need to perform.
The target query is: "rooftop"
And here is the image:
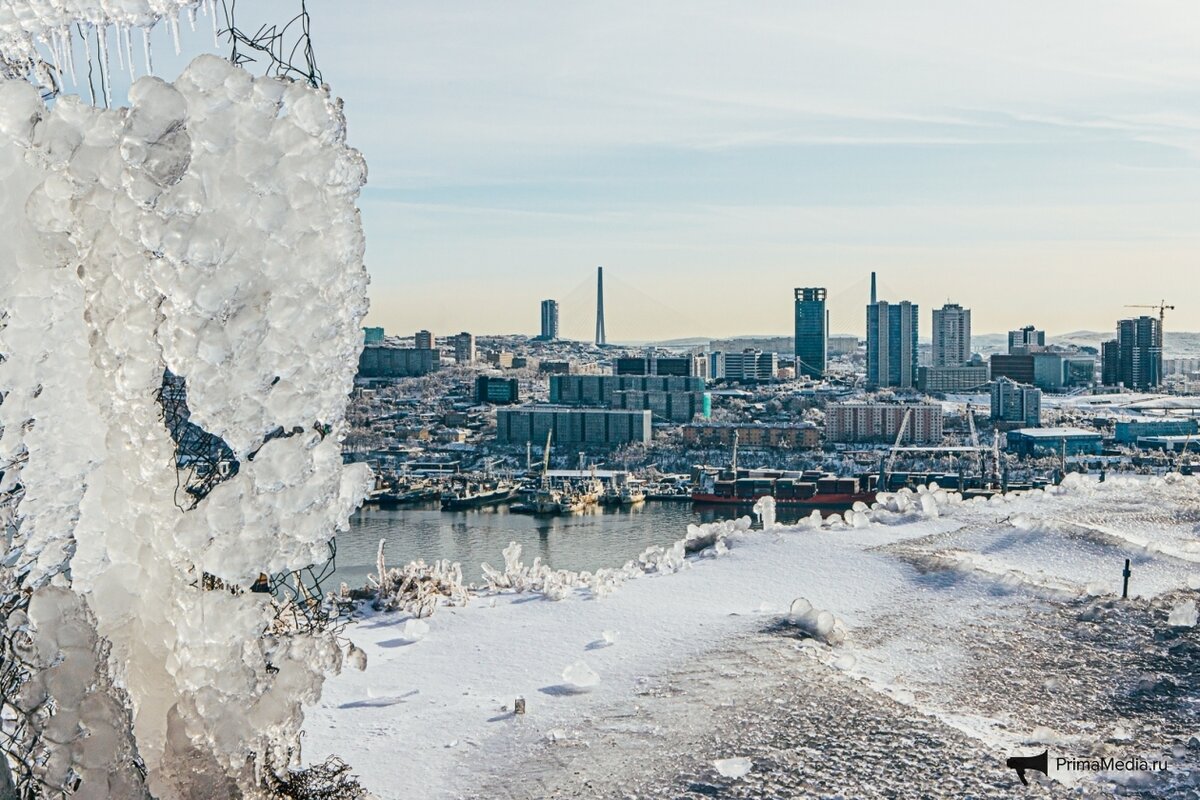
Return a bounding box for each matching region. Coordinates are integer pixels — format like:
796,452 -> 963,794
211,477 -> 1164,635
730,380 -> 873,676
1009,427 -> 1101,438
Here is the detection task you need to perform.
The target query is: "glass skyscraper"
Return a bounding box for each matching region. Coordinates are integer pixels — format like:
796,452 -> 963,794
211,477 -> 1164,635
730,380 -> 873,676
866,300 -> 918,389
539,299 -> 559,340
793,287 -> 827,378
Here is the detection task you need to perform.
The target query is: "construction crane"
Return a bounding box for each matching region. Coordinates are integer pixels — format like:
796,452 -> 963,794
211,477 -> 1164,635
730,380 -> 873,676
1125,301 -> 1175,332
884,408 -> 913,480
966,406 -> 983,478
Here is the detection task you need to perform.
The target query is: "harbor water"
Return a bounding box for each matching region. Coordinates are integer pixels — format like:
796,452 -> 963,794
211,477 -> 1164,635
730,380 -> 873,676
331,500 -> 819,589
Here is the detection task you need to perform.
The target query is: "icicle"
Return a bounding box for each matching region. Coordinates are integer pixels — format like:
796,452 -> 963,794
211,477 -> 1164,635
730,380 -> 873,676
142,27 -> 153,76
46,31 -> 61,89
124,25 -> 135,79
82,26 -> 95,106
98,26 -> 111,108
209,0 -> 220,48
170,13 -> 181,55
65,27 -> 78,86
187,5 -> 197,32
114,23 -> 124,71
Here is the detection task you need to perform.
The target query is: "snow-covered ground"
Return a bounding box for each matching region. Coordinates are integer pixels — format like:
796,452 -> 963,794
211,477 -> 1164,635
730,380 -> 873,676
305,475 -> 1200,798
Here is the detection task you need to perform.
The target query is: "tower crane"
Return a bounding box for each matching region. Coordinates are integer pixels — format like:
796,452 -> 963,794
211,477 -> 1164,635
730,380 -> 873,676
1124,301 -> 1174,332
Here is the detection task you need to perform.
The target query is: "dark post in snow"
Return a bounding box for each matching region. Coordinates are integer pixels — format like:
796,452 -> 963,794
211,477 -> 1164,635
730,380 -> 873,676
1122,558 -> 1132,599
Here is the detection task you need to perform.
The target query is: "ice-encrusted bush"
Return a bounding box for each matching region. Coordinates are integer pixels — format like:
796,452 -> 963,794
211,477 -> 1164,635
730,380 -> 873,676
474,518 -> 744,604
369,539 -> 469,617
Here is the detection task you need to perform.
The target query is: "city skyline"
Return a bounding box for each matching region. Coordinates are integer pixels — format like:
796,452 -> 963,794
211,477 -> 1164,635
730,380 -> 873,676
367,275 -> 1185,346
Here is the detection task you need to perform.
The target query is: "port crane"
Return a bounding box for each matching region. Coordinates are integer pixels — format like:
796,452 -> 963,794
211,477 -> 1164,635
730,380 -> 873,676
540,431 -> 553,488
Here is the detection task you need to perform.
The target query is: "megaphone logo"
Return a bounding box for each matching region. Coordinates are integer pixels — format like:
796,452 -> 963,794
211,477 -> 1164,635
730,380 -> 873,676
1006,749 -> 1049,786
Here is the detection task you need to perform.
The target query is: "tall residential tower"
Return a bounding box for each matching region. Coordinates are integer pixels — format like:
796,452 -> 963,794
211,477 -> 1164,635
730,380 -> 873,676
931,303 -> 971,367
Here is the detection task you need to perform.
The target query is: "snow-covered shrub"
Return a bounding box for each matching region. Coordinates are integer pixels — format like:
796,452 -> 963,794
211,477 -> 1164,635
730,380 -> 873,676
370,539 -> 468,617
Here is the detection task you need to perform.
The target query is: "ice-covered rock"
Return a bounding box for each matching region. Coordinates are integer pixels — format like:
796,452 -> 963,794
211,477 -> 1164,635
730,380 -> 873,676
402,619 -> 431,641
787,597 -> 848,645
561,660 -> 600,691
713,756 -> 752,778
1167,600 -> 1197,627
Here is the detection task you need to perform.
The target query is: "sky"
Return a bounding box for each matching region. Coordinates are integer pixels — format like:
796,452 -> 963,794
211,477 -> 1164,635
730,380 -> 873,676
69,1 -> 1200,342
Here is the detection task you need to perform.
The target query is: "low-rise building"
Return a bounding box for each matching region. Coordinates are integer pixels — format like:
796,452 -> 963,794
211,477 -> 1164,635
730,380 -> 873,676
1006,427 -> 1102,457
824,402 -> 943,444
682,422 -> 820,449
475,376 -> 520,405
610,389 -> 710,423
718,349 -> 777,382
496,406 -> 652,446
990,377 -> 1041,429
550,375 -> 705,406
358,345 -> 441,378
917,365 -> 989,393
827,335 -> 859,357
1114,418 -> 1199,445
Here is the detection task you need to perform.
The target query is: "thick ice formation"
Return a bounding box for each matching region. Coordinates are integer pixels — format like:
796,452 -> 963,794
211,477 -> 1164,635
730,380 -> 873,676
0,52 -> 370,797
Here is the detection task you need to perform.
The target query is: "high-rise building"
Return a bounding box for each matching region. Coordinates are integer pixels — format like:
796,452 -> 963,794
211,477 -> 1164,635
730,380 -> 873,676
931,303 -> 971,367
415,330 -> 434,350
1008,326 -> 1045,354
453,332 -> 475,364
1109,316 -> 1162,389
866,300 -> 918,389
793,287 -> 827,378
363,326 -> 385,344
539,299 -> 559,340
1101,339 -> 1120,386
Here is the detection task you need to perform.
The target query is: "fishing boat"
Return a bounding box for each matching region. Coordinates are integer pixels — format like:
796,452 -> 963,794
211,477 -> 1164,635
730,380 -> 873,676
440,477 -> 517,510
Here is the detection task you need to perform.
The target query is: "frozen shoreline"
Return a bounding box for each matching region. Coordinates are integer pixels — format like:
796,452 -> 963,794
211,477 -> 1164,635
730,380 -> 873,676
305,475 -> 1200,798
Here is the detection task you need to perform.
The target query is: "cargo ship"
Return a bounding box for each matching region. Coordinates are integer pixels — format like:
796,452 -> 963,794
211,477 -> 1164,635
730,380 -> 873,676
691,467 -> 877,511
